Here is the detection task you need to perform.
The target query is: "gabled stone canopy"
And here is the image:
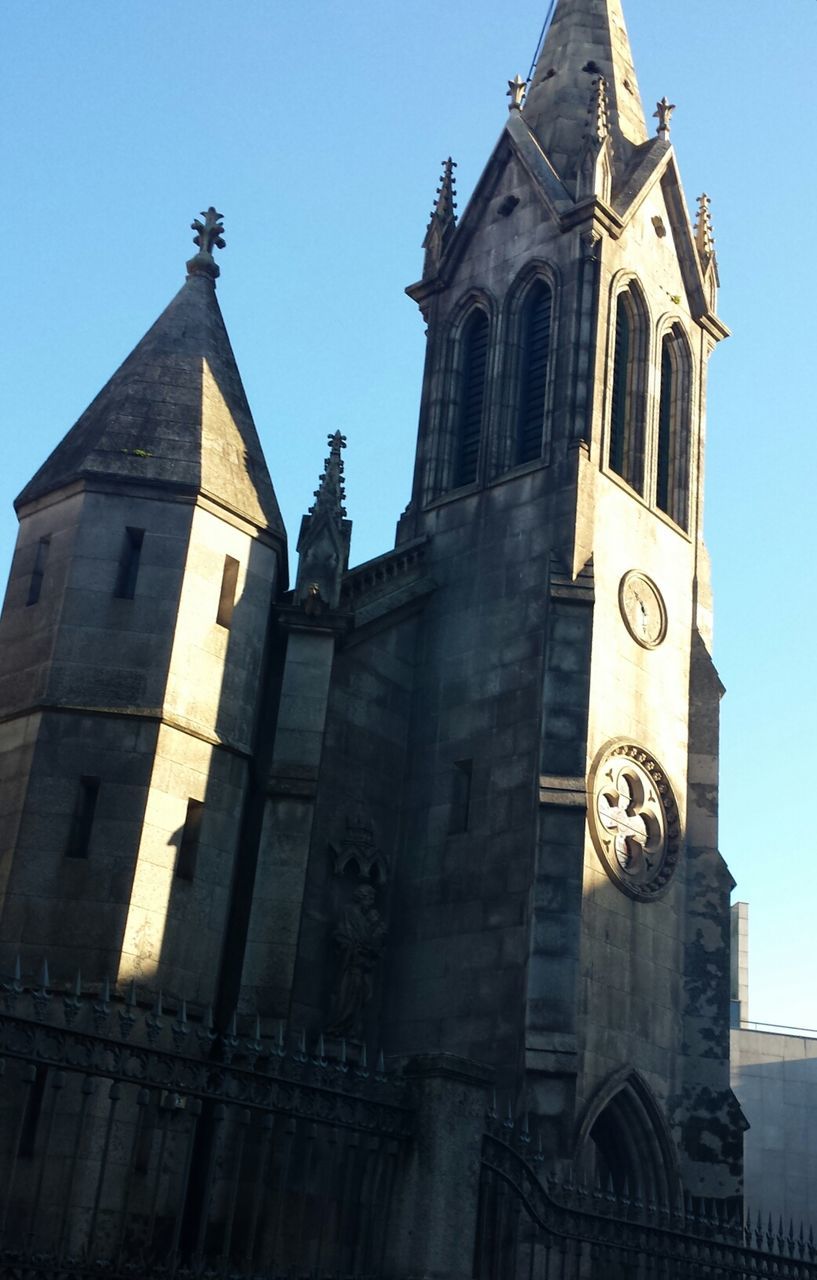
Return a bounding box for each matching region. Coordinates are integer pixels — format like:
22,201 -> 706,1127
523,0 -> 648,183
16,271 -> 285,539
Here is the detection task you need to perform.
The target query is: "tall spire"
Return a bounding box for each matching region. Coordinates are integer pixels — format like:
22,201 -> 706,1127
522,0 -> 648,183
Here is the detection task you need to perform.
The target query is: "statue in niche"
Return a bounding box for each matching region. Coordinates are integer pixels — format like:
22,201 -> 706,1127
326,885 -> 386,1038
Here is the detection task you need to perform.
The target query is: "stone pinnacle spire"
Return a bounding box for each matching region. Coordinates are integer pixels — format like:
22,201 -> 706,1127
310,430 -> 348,526
422,158 -> 458,279
522,0 -> 648,182
295,431 -> 352,612
694,193 -> 715,262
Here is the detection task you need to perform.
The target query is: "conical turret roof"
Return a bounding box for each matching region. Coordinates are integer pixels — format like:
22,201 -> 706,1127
523,0 -> 648,182
17,265 -> 284,539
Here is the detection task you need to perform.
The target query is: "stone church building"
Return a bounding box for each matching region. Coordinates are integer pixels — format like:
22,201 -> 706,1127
0,0 -> 783,1274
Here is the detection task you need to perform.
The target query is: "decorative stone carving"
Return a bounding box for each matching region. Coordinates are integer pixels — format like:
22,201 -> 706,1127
326,885 -> 387,1038
619,571 -> 667,649
330,811 -> 388,883
653,96 -> 677,139
587,741 -> 681,900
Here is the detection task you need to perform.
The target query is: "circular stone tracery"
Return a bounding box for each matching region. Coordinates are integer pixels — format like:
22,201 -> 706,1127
588,742 -> 681,900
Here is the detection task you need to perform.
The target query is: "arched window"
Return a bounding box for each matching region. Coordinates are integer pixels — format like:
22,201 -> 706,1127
608,288 -> 647,494
656,326 -> 692,530
516,282 -> 553,465
453,310 -> 489,487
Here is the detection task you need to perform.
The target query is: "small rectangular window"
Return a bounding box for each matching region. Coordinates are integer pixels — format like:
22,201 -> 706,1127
449,759 -> 473,835
26,536 -> 51,606
66,776 -> 100,859
114,527 -> 145,599
175,799 -> 204,881
216,555 -> 240,629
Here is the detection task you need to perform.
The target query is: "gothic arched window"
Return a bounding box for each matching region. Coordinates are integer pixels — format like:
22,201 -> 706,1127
656,326 -> 692,530
516,281 -> 553,465
453,309 -> 490,487
608,288 -> 647,494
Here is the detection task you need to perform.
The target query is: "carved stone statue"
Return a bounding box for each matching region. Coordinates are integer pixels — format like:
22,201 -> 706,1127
326,885 -> 386,1038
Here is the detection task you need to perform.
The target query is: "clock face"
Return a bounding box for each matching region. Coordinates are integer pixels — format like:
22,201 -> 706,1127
619,572 -> 667,649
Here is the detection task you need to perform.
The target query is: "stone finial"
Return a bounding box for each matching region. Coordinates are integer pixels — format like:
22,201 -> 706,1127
422,158 -> 458,278
186,207 -> 225,281
507,74 -> 527,112
311,430 -> 348,523
653,97 -> 677,139
694,193 -> 715,261
295,431 -> 352,612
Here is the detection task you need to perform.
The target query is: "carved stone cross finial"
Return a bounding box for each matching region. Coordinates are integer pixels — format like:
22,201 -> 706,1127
653,97 -> 677,138
186,207 -> 225,281
507,74 -> 527,111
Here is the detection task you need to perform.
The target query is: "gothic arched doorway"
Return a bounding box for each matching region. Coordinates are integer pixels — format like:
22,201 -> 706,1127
574,1069 -> 681,1210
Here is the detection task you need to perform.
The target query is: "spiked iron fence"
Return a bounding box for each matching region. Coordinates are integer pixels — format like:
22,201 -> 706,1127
0,965 -> 413,1278
476,1127 -> 817,1279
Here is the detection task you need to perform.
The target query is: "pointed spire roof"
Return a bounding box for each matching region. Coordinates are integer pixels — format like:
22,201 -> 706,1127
17,214 -> 285,540
522,0 -> 648,182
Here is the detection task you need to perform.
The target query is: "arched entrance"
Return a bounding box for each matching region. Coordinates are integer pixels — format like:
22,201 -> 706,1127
574,1068 -> 681,1209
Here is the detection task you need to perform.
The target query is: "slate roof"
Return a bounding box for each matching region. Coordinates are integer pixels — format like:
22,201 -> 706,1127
16,272 -> 285,539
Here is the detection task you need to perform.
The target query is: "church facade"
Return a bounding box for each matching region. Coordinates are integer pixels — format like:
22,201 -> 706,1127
0,0 -> 761,1270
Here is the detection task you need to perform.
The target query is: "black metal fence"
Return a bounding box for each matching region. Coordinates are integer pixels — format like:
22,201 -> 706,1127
0,972 -> 413,1278
476,1129 -> 817,1280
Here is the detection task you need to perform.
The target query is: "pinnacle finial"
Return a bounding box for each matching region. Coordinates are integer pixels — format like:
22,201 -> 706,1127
694,193 -> 715,260
654,97 -> 677,139
587,77 -> 610,145
507,74 -> 526,112
422,158 -> 458,278
310,431 -> 348,524
431,158 -> 457,225
186,207 -> 225,281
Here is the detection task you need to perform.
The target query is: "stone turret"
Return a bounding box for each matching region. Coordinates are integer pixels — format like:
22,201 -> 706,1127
0,212 -> 285,1003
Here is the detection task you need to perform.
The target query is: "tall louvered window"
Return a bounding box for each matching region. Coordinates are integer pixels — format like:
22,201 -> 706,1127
454,310 -> 489,487
517,283 -> 552,464
656,327 -> 691,530
608,290 -> 646,494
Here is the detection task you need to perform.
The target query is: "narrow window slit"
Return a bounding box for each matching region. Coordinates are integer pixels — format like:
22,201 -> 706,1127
66,776 -> 100,859
27,536 -> 51,606
114,527 -> 145,600
175,799 -> 204,881
216,555 -> 240,628
449,760 -> 473,835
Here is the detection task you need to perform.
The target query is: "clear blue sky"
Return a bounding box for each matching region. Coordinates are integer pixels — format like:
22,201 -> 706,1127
2,1 -> 815,1028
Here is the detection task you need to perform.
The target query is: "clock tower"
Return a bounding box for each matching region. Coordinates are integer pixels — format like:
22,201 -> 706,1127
276,0 -> 742,1209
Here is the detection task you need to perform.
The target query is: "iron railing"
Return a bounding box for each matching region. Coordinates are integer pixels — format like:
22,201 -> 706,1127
476,1128 -> 817,1280
0,970 -> 413,1278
